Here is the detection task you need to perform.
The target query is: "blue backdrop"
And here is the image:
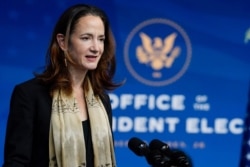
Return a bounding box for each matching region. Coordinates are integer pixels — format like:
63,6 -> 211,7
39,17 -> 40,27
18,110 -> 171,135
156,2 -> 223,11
1,0 -> 250,166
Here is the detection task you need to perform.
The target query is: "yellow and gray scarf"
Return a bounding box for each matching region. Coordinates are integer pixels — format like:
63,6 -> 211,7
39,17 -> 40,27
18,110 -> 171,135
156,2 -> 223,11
49,78 -> 116,167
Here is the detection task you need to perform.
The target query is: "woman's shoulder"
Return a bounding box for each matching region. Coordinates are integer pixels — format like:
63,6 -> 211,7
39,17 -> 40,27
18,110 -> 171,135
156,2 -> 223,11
100,92 -> 111,103
17,77 -> 47,87
99,91 -> 112,113
14,77 -> 50,95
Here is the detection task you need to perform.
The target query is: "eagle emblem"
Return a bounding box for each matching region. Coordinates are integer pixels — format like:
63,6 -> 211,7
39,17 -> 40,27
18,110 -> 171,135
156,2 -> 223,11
136,32 -> 181,70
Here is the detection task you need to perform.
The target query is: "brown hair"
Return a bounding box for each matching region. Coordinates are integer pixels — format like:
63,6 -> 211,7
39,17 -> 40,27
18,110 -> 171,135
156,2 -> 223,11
36,4 -> 121,96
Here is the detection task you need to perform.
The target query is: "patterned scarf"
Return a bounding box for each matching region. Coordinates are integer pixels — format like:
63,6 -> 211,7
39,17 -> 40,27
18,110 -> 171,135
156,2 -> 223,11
49,78 -> 116,167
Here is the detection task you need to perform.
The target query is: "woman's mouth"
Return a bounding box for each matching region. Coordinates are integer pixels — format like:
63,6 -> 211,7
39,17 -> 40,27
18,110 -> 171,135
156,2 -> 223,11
86,55 -> 97,62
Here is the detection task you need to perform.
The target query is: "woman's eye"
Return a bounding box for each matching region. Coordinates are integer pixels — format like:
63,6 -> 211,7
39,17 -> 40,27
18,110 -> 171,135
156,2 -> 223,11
81,37 -> 89,41
99,38 -> 105,42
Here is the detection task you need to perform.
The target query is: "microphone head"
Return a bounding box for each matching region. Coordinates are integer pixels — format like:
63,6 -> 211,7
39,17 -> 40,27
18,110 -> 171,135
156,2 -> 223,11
128,137 -> 149,156
170,149 -> 192,167
149,139 -> 171,155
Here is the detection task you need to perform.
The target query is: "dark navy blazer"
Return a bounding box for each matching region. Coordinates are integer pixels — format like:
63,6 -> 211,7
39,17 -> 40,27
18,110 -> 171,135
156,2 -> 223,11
3,78 -> 113,167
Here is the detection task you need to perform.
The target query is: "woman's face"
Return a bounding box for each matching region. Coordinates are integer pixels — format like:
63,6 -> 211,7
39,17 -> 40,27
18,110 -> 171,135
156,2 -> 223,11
68,15 -> 105,71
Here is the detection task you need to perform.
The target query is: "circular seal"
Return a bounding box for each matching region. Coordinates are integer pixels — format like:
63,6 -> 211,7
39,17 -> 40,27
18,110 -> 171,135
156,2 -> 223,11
124,18 -> 192,86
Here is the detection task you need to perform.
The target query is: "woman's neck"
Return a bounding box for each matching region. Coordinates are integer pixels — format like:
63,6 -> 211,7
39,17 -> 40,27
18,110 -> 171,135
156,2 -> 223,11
68,67 -> 89,121
68,66 -> 88,90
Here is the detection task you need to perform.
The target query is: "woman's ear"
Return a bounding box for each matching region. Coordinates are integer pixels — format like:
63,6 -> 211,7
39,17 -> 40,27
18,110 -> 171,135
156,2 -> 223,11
56,34 -> 66,51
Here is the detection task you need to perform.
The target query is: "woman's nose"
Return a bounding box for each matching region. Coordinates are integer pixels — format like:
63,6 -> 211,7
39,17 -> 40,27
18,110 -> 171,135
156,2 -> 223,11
90,40 -> 99,53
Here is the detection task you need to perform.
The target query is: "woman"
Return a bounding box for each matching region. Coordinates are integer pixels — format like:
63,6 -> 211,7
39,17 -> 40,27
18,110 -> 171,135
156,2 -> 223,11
3,4 -> 120,167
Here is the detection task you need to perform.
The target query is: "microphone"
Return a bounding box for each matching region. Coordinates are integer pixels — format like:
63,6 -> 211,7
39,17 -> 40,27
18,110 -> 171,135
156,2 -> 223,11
128,137 -> 170,167
128,137 -> 192,167
128,137 -> 150,157
149,139 -> 192,167
149,139 -> 172,166
149,139 -> 171,156
128,137 -> 154,165
169,149 -> 192,167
